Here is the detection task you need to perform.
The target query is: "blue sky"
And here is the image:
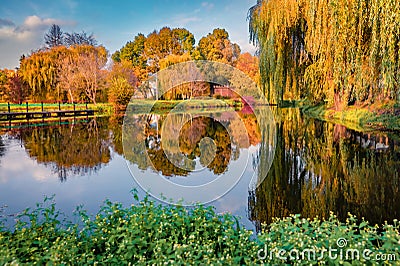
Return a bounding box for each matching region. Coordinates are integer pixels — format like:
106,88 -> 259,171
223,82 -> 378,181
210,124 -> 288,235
0,0 -> 257,69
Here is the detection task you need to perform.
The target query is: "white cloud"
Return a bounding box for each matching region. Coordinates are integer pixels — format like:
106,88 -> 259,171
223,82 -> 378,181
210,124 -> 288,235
0,25 -> 30,41
15,15 -> 75,33
23,15 -> 55,29
0,149 -> 55,184
0,15 -> 76,69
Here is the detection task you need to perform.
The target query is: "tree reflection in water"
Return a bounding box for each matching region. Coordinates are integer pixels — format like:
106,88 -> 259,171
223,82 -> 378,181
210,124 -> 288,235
123,109 -> 263,179
9,117 -> 112,181
249,108 -> 400,232
0,136 -> 5,164
6,107 -> 396,230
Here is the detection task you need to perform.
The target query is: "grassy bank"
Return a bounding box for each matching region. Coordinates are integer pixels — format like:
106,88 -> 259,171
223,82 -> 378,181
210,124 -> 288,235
0,102 -> 113,117
0,195 -> 399,265
130,98 -> 241,108
301,103 -> 400,131
127,98 -> 241,115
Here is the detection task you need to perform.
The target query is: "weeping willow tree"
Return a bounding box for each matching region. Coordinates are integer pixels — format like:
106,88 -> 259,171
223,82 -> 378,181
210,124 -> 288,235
19,47 -> 67,101
249,0 -> 400,109
249,0 -> 308,104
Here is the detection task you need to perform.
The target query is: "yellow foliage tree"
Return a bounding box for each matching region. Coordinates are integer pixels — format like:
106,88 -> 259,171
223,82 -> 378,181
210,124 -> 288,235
249,0 -> 400,109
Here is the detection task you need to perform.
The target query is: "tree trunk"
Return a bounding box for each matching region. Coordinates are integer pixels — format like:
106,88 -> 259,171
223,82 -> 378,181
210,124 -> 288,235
68,89 -> 74,104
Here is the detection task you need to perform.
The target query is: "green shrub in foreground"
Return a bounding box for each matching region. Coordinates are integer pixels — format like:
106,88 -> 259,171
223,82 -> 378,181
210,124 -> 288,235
0,195 -> 257,265
0,195 -> 399,265
258,214 -> 400,265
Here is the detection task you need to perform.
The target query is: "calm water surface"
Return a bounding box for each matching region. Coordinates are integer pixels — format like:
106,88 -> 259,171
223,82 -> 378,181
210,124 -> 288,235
0,108 -> 399,232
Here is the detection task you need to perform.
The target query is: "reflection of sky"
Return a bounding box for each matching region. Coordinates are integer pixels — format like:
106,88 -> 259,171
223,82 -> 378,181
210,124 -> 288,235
0,138 -> 135,224
0,137 -> 257,231
127,144 -> 251,202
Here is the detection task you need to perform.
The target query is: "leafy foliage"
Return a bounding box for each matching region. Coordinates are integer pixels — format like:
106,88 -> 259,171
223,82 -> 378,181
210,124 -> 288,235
0,70 -> 7,101
113,27 -> 196,83
258,213 -> 400,265
18,45 -> 108,103
249,0 -> 400,108
234,52 -> 260,85
0,195 -> 398,264
196,28 -> 241,65
112,27 -> 241,87
4,25 -> 251,104
58,45 -> 108,104
0,195 -> 257,264
107,61 -> 137,110
108,76 -> 135,111
0,69 -> 28,103
18,46 -> 65,101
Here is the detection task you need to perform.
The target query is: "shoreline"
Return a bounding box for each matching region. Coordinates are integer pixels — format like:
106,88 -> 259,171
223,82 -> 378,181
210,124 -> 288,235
300,103 -> 400,132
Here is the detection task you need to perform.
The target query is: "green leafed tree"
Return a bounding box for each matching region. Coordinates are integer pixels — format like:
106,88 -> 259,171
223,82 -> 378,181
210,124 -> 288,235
171,28 -> 195,54
113,33 -> 148,82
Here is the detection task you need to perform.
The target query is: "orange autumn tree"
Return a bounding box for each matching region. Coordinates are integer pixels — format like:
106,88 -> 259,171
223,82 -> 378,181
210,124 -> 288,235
19,45 -> 108,104
234,52 -> 260,86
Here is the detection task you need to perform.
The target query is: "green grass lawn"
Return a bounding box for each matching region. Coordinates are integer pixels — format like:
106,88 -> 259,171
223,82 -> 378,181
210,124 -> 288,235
0,99 -> 239,114
0,102 -> 113,115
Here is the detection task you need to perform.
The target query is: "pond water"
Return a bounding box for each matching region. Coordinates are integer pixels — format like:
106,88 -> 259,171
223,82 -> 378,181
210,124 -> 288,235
0,107 -> 399,232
